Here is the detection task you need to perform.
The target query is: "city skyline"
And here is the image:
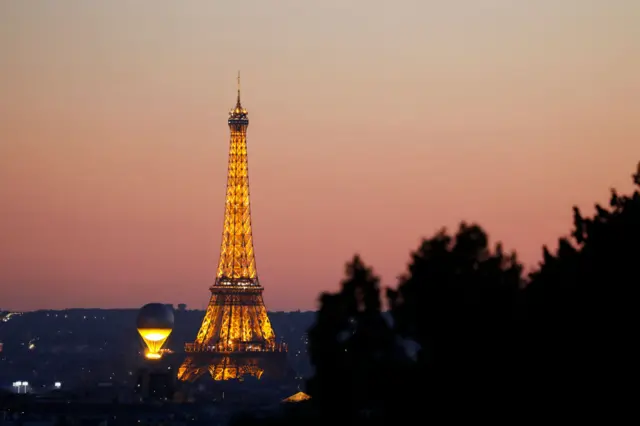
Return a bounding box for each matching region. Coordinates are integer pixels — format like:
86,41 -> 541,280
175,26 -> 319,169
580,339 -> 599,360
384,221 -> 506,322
1,1 -> 639,311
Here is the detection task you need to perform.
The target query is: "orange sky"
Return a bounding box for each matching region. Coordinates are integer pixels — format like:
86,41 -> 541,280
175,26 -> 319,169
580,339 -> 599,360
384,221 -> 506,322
1,1 -> 639,311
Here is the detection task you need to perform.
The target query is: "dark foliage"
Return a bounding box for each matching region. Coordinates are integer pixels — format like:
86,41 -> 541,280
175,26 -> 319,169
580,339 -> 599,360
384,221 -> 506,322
306,256 -> 409,420
388,223 -> 522,393
521,162 -> 640,407
243,162 -> 639,424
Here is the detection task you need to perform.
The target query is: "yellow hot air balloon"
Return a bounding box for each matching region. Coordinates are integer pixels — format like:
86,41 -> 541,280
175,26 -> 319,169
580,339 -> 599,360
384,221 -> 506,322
137,303 -> 174,360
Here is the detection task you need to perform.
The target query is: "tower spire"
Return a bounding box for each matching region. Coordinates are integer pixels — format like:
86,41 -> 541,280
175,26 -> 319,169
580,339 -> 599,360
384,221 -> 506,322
237,70 -> 241,106
230,71 -> 247,118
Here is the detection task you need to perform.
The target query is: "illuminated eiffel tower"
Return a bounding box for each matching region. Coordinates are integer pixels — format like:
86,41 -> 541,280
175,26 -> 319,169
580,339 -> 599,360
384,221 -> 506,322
177,74 -> 289,382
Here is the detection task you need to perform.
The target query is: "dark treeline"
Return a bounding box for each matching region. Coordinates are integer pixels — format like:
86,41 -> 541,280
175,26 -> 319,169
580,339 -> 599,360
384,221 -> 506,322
236,163 -> 639,424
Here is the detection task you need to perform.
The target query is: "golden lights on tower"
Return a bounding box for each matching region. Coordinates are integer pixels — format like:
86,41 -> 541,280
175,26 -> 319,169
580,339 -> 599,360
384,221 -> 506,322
216,70 -> 257,283
177,74 -> 288,382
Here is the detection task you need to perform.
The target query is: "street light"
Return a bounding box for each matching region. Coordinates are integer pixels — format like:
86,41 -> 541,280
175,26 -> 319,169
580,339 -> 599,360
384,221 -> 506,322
12,381 -> 28,393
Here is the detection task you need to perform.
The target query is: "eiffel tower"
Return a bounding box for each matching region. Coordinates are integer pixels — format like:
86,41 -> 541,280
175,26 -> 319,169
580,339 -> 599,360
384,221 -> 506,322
177,74 -> 290,382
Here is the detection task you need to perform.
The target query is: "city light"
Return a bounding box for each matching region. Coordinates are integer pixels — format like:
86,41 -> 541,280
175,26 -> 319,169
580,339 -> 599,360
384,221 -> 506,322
12,381 -> 29,393
54,382 -> 62,389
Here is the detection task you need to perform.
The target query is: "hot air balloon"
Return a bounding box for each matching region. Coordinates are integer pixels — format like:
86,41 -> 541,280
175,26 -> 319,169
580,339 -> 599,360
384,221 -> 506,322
137,303 -> 174,360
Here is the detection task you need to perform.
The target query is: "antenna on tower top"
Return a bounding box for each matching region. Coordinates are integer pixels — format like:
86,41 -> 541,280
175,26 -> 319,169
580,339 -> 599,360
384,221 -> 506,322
237,71 -> 241,104
230,70 -> 246,116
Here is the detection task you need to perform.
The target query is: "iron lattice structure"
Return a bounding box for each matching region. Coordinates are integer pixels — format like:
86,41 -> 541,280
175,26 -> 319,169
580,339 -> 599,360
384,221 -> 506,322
178,75 -> 289,383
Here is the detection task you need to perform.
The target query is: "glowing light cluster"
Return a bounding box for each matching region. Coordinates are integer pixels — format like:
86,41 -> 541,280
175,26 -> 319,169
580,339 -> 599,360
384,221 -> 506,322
138,327 -> 172,360
179,78 -> 283,382
177,356 -> 265,382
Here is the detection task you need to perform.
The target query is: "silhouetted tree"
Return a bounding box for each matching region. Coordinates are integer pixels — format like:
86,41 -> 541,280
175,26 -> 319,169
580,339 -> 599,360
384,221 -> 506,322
245,161 -> 640,425
387,223 -> 523,403
523,161 -> 640,406
307,255 -> 407,422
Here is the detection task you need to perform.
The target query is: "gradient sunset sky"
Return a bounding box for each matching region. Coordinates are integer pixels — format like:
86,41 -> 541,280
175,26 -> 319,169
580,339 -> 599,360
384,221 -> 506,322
1,1 -> 638,312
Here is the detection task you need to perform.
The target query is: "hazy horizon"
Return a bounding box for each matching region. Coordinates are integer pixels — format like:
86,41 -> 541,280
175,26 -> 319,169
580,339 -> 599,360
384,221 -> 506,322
3,306 -> 315,313
1,1 -> 639,312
